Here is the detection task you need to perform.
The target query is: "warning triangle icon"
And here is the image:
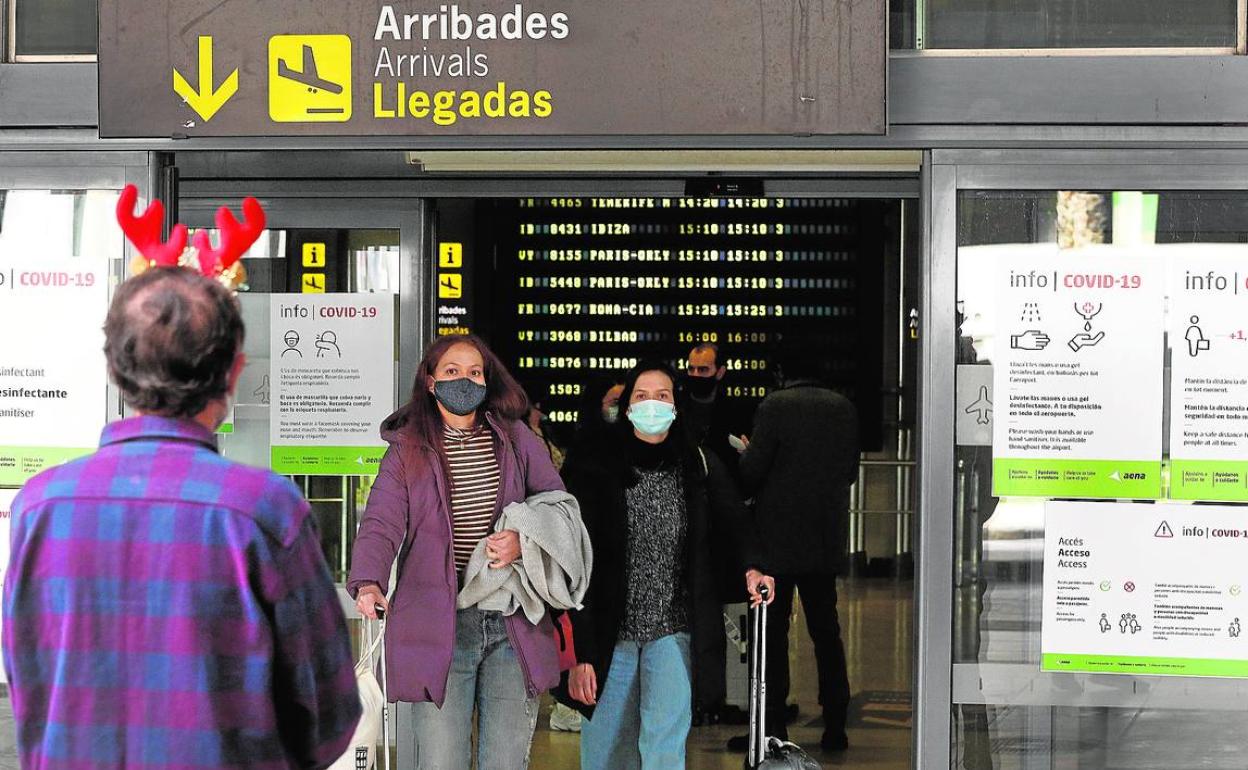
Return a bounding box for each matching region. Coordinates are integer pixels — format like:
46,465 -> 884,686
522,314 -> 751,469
1155,521 -> 1174,538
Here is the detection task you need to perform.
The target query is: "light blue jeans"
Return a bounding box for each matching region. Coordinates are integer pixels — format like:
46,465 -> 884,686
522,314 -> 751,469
400,606 -> 539,770
580,632 -> 693,770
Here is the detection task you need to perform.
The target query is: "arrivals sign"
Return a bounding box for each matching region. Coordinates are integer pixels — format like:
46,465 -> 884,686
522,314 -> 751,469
0,258 -> 109,486
270,295 -> 395,475
1043,501 -> 1248,678
97,1 -> 886,138
992,253 -> 1165,499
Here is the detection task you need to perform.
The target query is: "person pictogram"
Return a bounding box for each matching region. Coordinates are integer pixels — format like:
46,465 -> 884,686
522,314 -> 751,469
282,330 -> 303,358
1186,315 -> 1211,357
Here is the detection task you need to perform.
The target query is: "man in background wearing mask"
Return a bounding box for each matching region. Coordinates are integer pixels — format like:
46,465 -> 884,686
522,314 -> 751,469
684,343 -> 754,486
729,338 -> 859,754
684,343 -> 760,728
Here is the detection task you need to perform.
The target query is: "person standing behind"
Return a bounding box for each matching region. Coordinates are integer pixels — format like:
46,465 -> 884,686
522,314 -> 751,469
348,334 -> 565,770
524,391 -> 567,470
732,340 -> 859,754
573,374 -> 627,444
560,361 -> 774,770
684,344 -> 758,727
683,343 -> 754,479
3,267 -> 361,769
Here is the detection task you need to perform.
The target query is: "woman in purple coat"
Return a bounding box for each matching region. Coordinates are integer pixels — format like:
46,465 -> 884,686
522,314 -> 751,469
348,334 -> 565,770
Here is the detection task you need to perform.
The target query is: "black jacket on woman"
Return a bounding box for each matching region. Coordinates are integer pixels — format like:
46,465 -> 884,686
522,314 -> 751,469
554,430 -> 761,717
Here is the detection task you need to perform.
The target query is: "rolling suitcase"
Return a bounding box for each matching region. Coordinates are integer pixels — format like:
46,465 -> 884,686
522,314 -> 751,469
746,586 -> 822,770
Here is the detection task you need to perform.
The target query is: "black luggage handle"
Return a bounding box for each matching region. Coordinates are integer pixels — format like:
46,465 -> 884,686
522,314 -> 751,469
747,584 -> 770,769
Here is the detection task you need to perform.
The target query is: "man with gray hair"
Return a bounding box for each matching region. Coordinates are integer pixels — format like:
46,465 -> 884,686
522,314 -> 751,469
3,267 -> 361,769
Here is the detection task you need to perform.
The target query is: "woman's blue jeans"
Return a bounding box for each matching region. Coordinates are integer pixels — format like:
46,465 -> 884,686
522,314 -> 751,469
400,606 -> 539,770
580,632 -> 693,770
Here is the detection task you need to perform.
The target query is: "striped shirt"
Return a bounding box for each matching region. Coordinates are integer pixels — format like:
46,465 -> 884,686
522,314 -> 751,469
445,423 -> 501,572
2,416 -> 361,770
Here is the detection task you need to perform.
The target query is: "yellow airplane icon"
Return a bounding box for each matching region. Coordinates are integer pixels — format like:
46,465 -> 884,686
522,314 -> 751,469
269,35 -> 352,122
439,274 -> 463,299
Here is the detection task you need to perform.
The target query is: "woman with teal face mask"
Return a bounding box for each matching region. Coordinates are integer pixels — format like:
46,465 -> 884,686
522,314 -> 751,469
555,361 -> 775,770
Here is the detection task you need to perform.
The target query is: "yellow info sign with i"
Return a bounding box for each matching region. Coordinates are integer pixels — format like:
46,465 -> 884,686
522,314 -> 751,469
302,242 -> 326,268
269,35 -> 352,122
439,242 -> 463,269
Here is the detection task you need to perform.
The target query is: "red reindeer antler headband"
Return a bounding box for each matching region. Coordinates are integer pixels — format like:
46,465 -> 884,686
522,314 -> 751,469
117,184 -> 265,291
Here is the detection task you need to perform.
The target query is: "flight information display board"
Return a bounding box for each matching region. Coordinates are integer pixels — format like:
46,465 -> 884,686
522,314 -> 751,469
474,196 -> 891,449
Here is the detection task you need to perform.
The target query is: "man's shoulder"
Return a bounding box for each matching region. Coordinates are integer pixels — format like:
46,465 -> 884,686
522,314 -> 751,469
13,453 -> 98,511
770,384 -> 852,406
18,446 -> 310,548
760,385 -> 822,409
159,451 -> 311,548
200,455 -> 310,546
758,385 -> 854,422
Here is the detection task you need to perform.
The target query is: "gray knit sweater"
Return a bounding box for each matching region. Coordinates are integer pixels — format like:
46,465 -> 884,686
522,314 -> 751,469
621,467 -> 690,642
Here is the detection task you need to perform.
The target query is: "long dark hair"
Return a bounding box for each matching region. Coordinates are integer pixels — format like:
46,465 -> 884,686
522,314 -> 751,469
384,334 -> 528,452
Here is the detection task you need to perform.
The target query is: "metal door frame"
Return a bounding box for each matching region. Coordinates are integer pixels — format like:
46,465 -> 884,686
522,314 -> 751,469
182,170 -> 925,766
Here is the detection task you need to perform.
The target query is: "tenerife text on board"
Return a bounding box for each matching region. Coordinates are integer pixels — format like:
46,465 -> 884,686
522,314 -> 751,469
373,4 -> 563,125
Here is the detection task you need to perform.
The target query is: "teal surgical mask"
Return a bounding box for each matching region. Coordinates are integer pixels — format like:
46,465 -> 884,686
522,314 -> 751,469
602,405 -> 620,424
627,400 -> 676,436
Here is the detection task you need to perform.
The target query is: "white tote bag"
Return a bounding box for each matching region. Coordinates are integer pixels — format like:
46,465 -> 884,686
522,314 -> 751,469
329,620 -> 388,770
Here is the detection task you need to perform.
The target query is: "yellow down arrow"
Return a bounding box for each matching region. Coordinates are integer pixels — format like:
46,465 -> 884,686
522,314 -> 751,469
173,36 -> 239,122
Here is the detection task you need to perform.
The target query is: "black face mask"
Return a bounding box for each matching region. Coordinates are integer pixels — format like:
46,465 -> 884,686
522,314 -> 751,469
434,378 -> 488,416
684,373 -> 718,400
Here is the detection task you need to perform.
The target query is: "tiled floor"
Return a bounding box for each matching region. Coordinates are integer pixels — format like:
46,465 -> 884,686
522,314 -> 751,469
0,578 -> 914,770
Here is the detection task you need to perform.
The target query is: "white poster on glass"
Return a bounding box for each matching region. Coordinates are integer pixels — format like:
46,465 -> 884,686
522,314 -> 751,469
270,294 -> 395,475
992,251 -> 1165,499
1043,500 -> 1248,678
1167,250 -> 1248,501
0,257 -> 109,484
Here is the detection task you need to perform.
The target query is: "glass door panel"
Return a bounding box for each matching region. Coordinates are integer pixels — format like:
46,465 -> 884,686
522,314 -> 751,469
182,198 -> 414,583
951,188 -> 1248,769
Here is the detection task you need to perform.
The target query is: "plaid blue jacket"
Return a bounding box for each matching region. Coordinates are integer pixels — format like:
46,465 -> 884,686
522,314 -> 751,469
2,417 -> 361,769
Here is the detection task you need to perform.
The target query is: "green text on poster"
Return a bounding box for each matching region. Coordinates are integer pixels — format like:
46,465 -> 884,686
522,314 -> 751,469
271,446 -> 385,476
1043,653 -> 1248,678
994,459 -> 1162,499
0,446 -> 95,486
1170,460 -> 1248,502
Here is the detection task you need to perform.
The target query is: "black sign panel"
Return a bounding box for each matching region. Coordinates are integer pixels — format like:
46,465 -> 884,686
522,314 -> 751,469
98,1 -> 887,138
472,196 -> 891,450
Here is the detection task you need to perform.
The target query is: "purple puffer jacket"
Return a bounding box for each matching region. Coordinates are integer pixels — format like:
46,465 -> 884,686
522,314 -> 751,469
347,409 -> 564,706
